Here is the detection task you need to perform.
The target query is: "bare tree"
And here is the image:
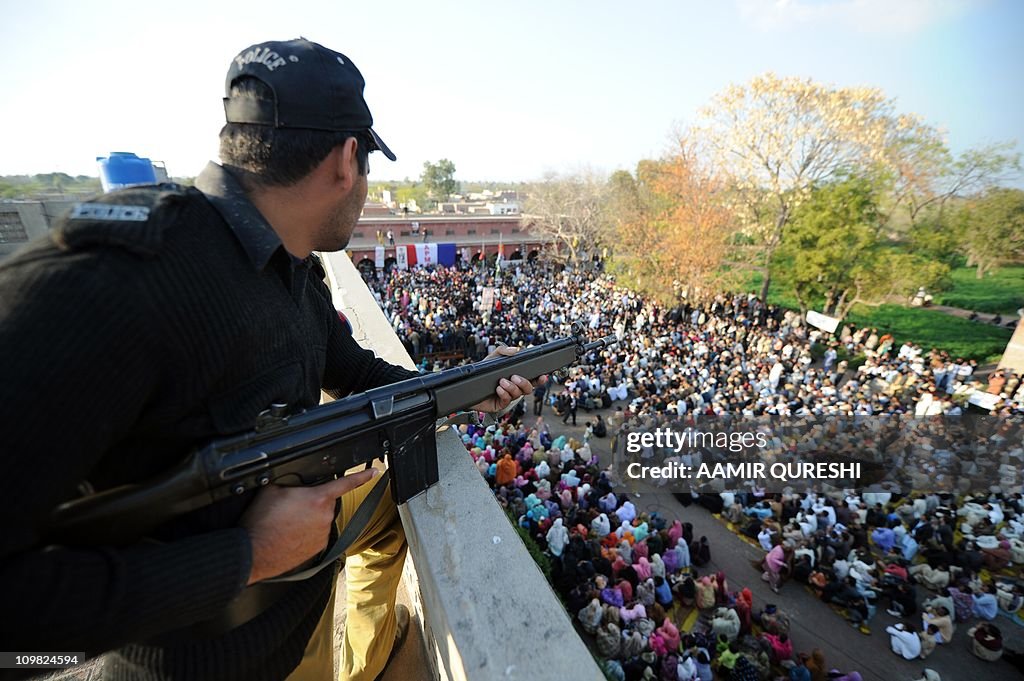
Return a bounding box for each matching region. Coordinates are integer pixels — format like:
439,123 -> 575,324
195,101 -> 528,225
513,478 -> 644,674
522,170 -> 610,264
888,140 -> 1021,226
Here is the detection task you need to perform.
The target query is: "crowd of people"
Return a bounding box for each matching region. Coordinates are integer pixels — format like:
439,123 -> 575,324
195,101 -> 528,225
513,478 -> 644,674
460,416 -> 869,680
365,261 -> 1023,420
712,488 -> 1024,665
363,259 -> 1024,679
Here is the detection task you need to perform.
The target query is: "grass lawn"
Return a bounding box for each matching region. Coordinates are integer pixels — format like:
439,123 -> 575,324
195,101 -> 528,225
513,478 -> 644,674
844,305 -> 1012,363
745,272 -> 1013,362
931,265 -> 1024,316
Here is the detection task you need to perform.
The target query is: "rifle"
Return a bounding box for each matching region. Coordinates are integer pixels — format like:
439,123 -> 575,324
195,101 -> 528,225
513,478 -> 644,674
47,327 -> 617,547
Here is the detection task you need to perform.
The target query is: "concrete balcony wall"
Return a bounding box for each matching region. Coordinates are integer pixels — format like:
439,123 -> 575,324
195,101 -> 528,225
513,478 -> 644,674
1000,321 -> 1024,373
321,250 -> 605,681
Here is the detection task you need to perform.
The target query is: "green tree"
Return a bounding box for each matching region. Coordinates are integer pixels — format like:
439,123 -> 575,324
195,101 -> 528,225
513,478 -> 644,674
961,187 -> 1024,278
421,159 -> 458,203
779,175 -> 948,318
395,184 -> 428,212
906,201 -> 967,266
697,73 -> 938,301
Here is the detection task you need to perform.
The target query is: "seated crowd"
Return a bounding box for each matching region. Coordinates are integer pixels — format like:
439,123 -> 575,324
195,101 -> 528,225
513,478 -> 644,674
458,412 -> 869,680
459,413 -> 1024,679
713,488 -> 1023,664
364,259 -> 1024,678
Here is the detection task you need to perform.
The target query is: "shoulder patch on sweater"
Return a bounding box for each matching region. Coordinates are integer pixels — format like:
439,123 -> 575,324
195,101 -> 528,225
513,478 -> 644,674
53,184 -> 189,257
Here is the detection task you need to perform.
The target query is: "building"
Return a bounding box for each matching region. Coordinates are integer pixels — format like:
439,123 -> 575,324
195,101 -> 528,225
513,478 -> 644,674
346,214 -> 551,273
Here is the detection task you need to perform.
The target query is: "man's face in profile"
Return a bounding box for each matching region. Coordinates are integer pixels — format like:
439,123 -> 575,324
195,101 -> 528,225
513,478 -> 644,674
318,146 -> 369,252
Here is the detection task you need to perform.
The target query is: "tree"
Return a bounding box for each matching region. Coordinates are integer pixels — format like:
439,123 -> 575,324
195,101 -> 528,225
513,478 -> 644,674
885,139 -> 1020,227
960,187 -> 1024,278
421,159 -> 458,204
613,136 -> 734,304
394,183 -> 428,212
522,170 -> 611,264
697,73 -> 935,300
778,175 -> 948,319
906,201 -> 967,267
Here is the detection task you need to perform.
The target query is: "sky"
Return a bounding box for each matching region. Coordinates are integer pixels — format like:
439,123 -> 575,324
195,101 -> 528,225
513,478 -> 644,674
1,0 -> 1021,183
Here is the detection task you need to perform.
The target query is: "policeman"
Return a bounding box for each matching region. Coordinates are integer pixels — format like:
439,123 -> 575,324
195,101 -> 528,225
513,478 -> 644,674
0,38 -> 532,681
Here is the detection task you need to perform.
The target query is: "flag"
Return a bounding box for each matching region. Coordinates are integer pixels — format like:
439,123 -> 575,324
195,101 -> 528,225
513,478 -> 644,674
374,246 -> 385,269
414,243 -> 438,266
438,243 -> 457,266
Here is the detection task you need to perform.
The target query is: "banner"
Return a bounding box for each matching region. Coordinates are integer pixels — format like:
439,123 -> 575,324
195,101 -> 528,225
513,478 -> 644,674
374,246 -> 385,269
438,243 -> 457,266
414,243 -> 438,266
394,245 -> 408,270
806,310 -> 841,333
481,286 -> 497,310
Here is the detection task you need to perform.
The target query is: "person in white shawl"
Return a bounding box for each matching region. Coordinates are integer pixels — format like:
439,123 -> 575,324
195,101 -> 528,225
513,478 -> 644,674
711,607 -> 741,642
885,623 -> 922,660
590,513 -> 611,538
546,518 -> 569,557
673,539 -> 691,568
616,500 -> 637,524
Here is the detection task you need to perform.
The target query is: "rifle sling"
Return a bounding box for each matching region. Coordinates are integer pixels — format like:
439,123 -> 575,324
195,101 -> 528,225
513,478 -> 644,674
150,472 -> 391,643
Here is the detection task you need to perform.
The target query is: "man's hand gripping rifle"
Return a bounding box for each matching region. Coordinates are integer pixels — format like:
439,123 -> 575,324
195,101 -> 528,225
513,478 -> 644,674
47,325 -> 616,547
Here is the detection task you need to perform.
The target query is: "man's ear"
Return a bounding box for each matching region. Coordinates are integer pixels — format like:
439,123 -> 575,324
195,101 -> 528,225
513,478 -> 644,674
330,137 -> 360,192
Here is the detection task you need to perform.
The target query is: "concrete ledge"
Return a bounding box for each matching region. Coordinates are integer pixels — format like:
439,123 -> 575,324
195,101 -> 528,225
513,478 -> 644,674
402,428 -> 605,681
322,251 -> 605,681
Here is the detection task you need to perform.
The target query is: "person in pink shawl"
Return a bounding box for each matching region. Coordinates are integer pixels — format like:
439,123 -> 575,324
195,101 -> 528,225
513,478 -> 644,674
762,543 -> 791,594
667,519 -> 683,548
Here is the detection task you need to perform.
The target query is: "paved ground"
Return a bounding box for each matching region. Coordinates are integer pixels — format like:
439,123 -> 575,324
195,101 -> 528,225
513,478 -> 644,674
930,303 -> 1018,329
541,394 -> 1024,680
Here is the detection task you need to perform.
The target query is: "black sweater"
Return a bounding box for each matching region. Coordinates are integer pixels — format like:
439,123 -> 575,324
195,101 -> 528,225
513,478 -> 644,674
0,165 -> 414,680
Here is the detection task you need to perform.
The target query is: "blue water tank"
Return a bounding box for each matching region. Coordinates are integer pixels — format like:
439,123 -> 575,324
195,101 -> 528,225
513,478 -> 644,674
97,152 -> 157,193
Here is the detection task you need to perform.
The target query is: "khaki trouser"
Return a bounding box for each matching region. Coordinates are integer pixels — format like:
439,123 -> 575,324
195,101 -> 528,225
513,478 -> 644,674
287,477 -> 408,681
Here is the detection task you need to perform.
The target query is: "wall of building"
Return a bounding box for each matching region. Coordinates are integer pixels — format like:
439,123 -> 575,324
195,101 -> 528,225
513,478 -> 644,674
0,203 -> 51,259
352,215 -> 524,242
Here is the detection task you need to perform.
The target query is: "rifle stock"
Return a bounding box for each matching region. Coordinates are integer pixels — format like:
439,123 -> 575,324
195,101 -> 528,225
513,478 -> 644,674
46,330 -> 616,546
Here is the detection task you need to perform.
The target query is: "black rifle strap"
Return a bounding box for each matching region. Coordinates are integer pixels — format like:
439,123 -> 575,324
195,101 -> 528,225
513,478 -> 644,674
264,470 -> 390,583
